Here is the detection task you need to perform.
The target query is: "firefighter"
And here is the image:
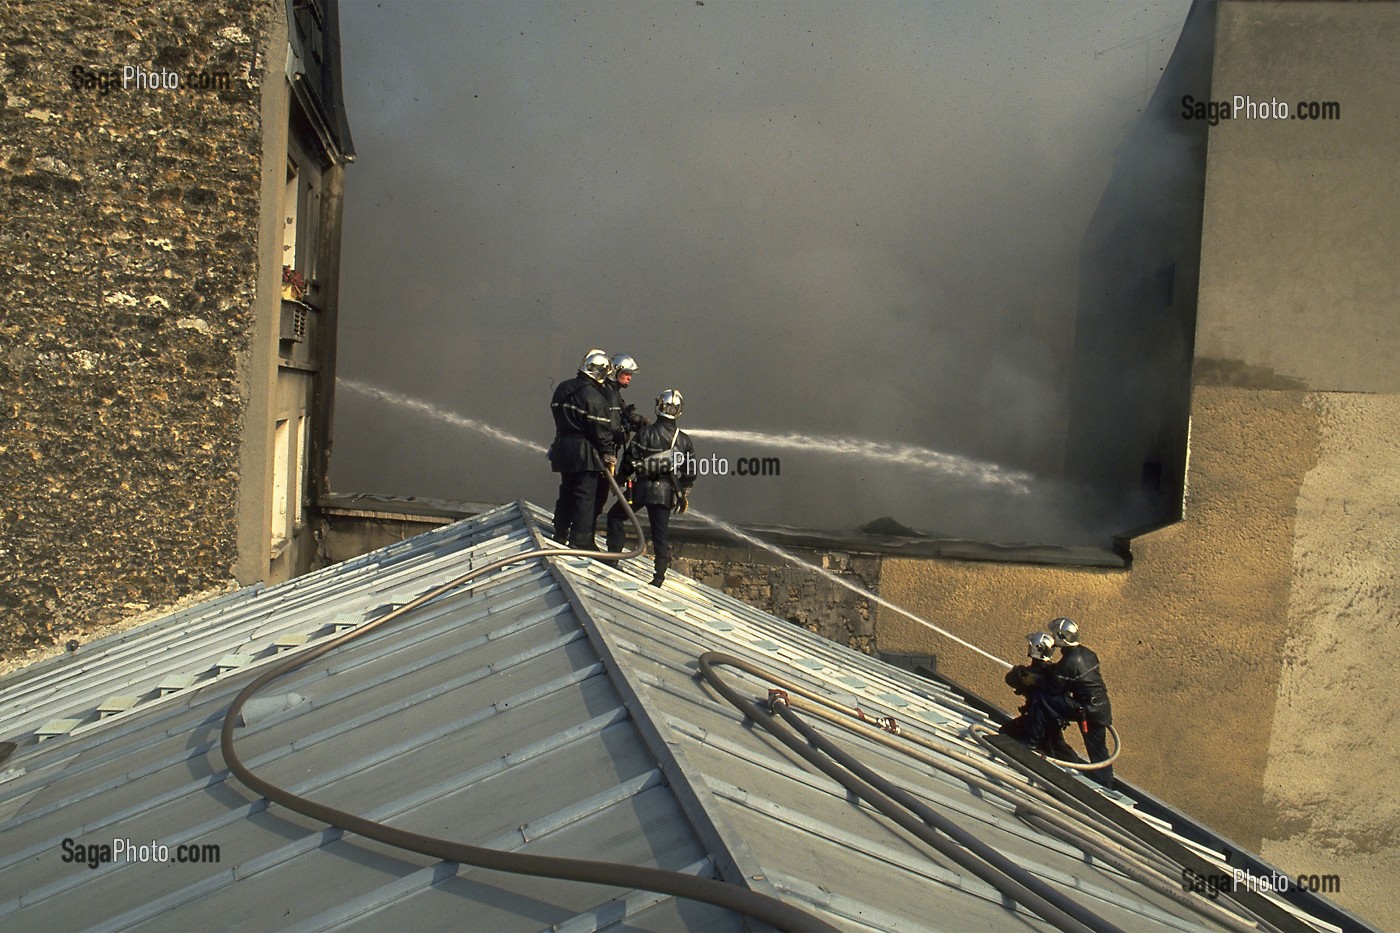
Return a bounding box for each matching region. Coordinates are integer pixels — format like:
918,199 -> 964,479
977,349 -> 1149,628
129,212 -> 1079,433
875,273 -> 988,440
1029,616 -> 1115,787
999,632 -> 1083,762
548,350 -> 616,548
605,389 -> 696,586
605,354 -> 648,440
591,353 -> 648,538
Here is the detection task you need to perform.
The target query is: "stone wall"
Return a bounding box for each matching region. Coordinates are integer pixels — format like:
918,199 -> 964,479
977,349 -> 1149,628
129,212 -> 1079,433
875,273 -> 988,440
672,541 -> 880,653
0,1 -> 273,656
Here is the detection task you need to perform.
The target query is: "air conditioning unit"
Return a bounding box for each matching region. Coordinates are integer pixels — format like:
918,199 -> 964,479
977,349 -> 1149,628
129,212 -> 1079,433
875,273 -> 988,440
280,302 -> 307,343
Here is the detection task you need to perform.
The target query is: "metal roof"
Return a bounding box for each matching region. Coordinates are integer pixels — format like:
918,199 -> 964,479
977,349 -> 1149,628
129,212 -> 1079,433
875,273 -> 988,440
0,502 -> 1363,931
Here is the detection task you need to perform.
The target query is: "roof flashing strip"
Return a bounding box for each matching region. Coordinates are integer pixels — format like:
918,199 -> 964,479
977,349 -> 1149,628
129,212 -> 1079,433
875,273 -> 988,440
524,510 -> 793,910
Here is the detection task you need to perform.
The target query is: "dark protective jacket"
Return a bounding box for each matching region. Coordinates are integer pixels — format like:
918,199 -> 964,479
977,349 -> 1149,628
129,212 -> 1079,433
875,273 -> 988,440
1005,658 -> 1056,697
1053,644 -> 1112,725
600,380 -> 645,447
548,374 -> 615,473
618,419 -> 696,508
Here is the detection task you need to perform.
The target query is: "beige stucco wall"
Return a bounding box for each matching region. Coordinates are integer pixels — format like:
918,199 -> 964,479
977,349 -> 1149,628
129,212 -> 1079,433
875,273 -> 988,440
1260,393 -> 1400,923
883,3 -> 1400,924
1195,2 -> 1400,395
880,386 -> 1317,845
880,387 -> 1397,927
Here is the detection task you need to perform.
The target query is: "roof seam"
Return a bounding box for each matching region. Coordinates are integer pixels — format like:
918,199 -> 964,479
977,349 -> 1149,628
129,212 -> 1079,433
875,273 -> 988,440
522,511 -> 788,906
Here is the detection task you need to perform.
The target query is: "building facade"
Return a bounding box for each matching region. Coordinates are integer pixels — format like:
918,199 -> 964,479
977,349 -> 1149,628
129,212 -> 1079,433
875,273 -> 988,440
879,3 -> 1400,925
0,0 -> 352,659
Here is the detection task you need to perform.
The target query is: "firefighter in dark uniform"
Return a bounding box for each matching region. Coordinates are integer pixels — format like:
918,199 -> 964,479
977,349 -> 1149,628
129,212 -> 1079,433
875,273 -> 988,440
605,354 -> 648,439
605,389 -> 696,586
1028,616 -> 1115,787
999,632 -> 1083,762
591,353 -> 647,539
549,350 -> 616,548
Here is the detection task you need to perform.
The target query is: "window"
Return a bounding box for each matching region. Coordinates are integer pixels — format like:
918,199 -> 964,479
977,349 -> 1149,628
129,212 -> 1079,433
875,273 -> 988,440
282,155 -> 321,288
1160,261 -> 1177,307
293,415 -> 307,527
272,419 -> 290,545
283,160 -> 299,274
1142,459 -> 1163,495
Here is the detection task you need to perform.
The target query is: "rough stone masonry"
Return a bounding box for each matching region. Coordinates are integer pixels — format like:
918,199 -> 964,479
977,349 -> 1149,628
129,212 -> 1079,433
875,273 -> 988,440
672,541 -> 881,654
0,1 -> 274,657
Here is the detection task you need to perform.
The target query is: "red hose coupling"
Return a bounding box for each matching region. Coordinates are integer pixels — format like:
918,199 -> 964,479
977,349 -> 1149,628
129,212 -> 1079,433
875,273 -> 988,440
767,689 -> 789,711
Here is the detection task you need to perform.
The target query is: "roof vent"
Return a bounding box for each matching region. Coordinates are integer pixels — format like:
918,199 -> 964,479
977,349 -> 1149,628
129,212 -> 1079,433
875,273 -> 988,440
238,692 -> 307,727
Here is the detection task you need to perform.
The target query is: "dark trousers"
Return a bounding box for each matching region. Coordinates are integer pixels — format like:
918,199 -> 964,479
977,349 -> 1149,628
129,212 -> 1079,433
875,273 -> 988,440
553,471 -> 601,548
591,473 -> 612,536
1027,692 -> 1113,787
1000,708 -> 1083,763
606,501 -> 671,580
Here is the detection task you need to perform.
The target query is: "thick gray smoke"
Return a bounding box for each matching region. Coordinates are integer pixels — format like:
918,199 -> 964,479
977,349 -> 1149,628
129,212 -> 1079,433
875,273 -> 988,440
332,0 -> 1195,545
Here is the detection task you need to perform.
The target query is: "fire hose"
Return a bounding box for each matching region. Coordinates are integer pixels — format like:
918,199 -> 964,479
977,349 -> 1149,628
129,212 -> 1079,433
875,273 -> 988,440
220,467 -> 1138,932
698,654 -> 1268,933
698,652 -> 1119,933
220,471 -> 837,933
1045,724 -> 1122,772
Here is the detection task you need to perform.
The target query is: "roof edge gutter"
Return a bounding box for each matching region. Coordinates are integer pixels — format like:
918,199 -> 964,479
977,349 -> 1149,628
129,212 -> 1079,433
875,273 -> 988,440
983,733 -> 1380,933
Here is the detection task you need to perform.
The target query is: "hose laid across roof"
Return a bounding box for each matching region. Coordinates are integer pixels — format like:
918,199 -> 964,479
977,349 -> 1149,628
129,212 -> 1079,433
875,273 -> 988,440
697,651 -> 1123,933
220,478 -> 837,933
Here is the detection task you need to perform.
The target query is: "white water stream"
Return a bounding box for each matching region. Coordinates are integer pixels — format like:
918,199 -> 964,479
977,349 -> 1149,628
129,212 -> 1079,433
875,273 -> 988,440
342,377 -> 1013,669
688,427 -> 1033,494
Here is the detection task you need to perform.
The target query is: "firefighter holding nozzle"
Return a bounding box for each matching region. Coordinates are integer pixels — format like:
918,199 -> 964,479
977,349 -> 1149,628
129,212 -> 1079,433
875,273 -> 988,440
999,632 -> 1084,763
1001,617 -> 1116,788
606,389 -> 697,587
590,353 -> 648,544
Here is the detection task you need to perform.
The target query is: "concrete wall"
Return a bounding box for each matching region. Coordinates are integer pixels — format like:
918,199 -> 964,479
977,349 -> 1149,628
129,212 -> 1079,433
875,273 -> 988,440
880,3 -> 1400,925
1203,1 -> 1400,922
0,1 -> 274,656
315,505 -> 456,567
1064,0 -> 1213,537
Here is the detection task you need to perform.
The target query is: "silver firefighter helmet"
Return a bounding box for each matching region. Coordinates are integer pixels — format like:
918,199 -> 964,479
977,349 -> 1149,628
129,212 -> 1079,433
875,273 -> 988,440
580,351 -> 611,384
609,354 -> 638,380
1048,616 -> 1079,647
1026,632 -> 1056,662
655,388 -> 684,420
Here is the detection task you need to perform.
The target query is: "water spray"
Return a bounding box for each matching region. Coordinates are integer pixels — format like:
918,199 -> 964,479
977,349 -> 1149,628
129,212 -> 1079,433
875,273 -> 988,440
340,378 -> 547,455
339,377 -> 1013,671
688,427 -> 1033,493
